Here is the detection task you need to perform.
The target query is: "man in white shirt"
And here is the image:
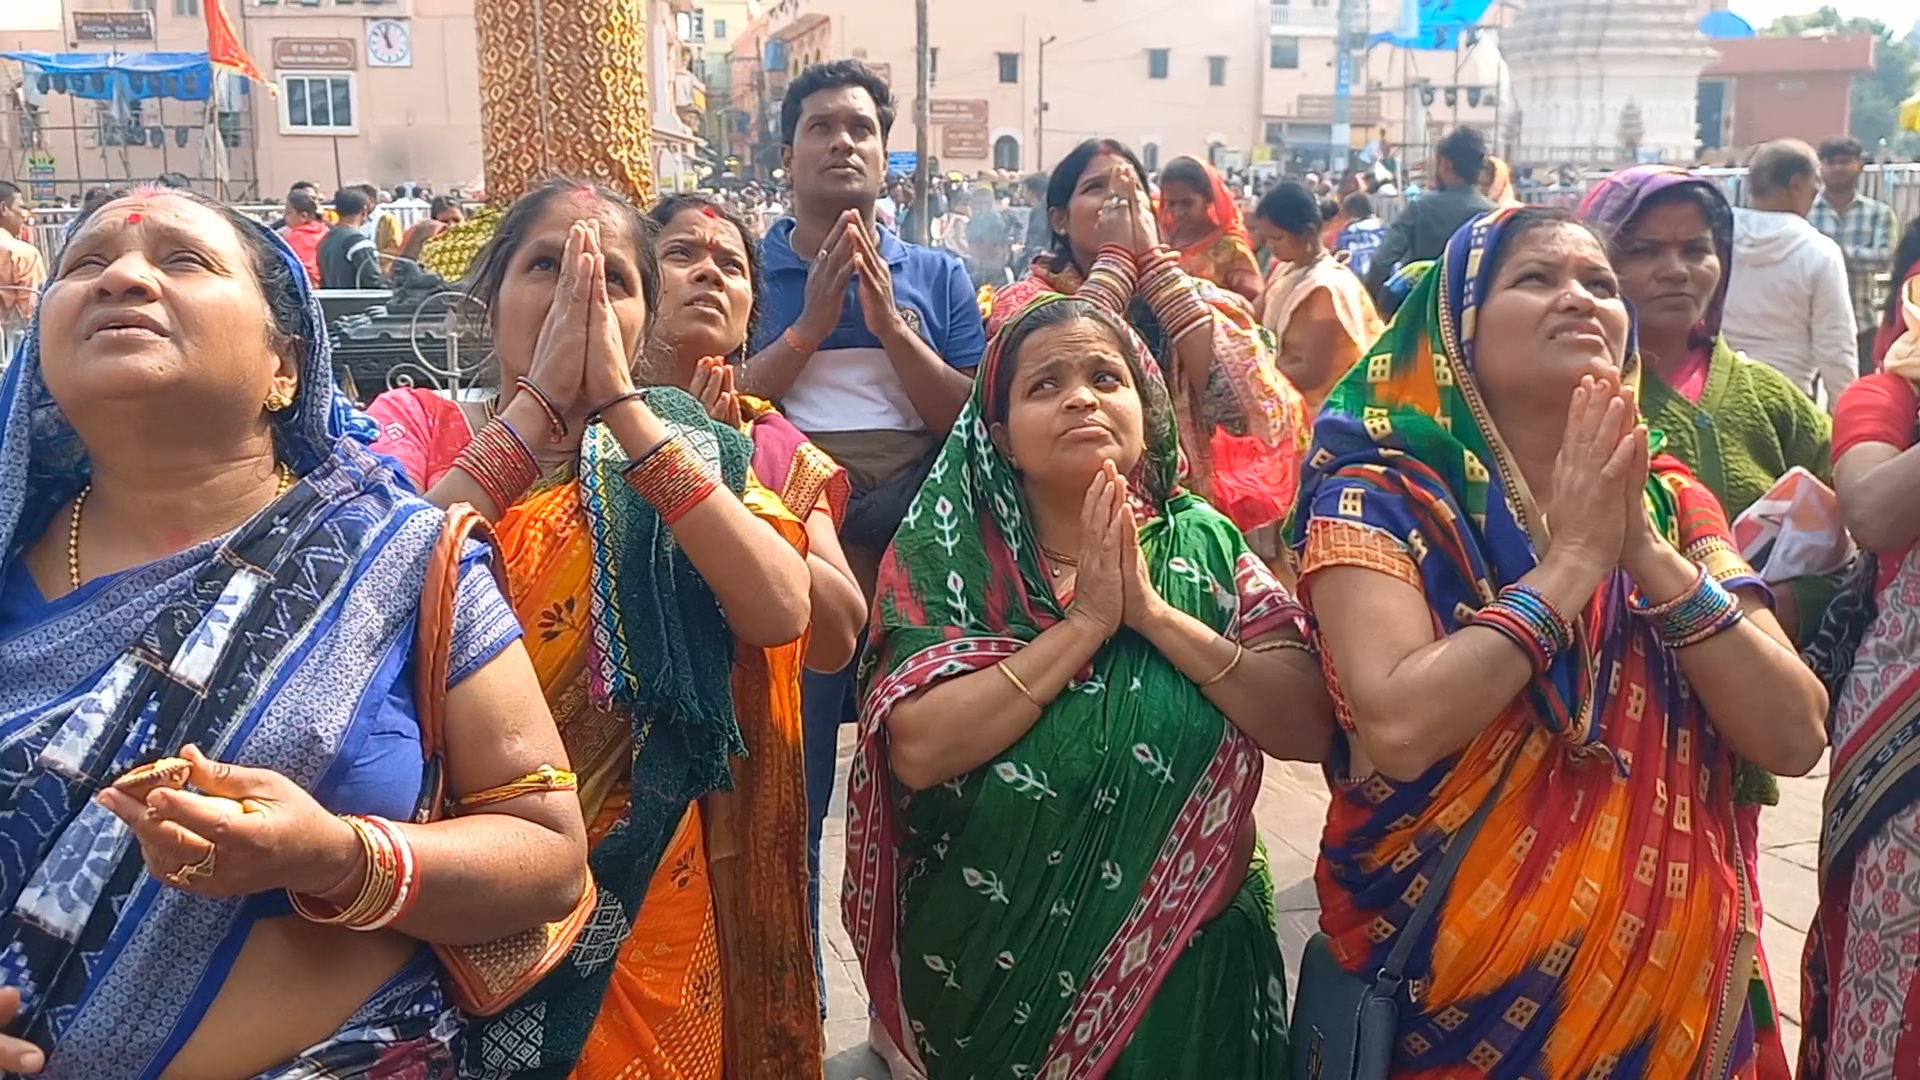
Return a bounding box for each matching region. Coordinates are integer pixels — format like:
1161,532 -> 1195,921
1722,138 -> 1857,404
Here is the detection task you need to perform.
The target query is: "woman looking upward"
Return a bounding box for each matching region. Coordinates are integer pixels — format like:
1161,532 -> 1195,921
1294,207 -> 1825,1077
848,292 -> 1332,1078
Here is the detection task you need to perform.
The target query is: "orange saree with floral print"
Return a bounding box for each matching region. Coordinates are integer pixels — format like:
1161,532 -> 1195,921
495,470 -> 823,1080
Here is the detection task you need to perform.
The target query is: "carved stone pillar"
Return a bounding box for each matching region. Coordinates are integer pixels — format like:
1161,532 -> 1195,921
473,0 -> 656,201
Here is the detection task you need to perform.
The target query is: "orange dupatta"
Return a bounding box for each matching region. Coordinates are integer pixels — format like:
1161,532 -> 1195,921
493,477 -> 822,1080
1158,160 -> 1261,293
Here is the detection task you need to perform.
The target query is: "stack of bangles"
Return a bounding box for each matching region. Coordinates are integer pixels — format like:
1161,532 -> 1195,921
290,814 -> 416,931
1135,246 -> 1212,347
451,416 -> 540,511
1629,565 -> 1744,648
625,433 -> 721,525
1469,583 -> 1575,676
1079,244 -> 1138,315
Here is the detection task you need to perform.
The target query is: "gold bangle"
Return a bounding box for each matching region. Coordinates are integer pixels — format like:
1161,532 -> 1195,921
998,661 -> 1040,707
1200,642 -> 1245,687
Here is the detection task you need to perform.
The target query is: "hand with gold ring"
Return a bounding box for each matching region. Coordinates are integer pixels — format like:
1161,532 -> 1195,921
164,846 -> 218,888
1108,167 -> 1161,257
97,745 -> 361,900
1090,173 -> 1137,253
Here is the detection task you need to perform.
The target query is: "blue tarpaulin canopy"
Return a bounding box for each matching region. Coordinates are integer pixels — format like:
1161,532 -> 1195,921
1,51 -> 215,102
1698,11 -> 1756,39
1367,0 -> 1496,50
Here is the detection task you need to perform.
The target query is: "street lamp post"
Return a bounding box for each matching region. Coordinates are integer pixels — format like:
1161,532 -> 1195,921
1036,34 -> 1056,172
912,0 -> 931,245
1332,0 -> 1354,175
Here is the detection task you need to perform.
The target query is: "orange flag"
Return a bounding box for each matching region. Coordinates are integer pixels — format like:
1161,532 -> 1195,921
204,0 -> 270,90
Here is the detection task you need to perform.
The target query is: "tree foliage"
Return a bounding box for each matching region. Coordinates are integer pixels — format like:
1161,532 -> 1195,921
1766,7 -> 1919,153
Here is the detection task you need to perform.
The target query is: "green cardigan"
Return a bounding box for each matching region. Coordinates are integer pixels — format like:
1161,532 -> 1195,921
1640,336 -> 1833,521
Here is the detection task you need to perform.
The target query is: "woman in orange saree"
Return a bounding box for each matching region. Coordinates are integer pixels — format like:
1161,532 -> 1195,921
366,180 -> 860,1078
1156,156 -> 1263,304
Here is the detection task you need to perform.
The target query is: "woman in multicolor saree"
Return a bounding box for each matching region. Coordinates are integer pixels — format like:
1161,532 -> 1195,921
1801,281 -> 1920,1078
847,293 -> 1333,1078
0,188 -> 587,1078
368,180 -> 859,1078
1290,206 -> 1827,1078
992,138 -> 1309,555
1155,157 -> 1263,305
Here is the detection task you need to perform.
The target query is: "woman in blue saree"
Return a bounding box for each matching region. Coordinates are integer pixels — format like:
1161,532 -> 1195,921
0,188 -> 587,1078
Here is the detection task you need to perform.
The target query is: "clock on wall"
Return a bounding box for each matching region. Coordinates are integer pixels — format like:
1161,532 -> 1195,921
366,19 -> 412,68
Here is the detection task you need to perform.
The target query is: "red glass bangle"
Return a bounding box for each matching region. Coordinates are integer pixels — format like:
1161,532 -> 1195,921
624,434 -> 720,524
451,418 -> 540,511
514,376 -> 568,443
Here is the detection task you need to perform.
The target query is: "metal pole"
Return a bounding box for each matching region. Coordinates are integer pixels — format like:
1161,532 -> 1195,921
910,0 -> 930,245
1331,0 -> 1353,175
1036,35 -> 1055,172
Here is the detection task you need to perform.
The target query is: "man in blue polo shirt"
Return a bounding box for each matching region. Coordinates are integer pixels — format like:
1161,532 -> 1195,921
738,57 -> 986,997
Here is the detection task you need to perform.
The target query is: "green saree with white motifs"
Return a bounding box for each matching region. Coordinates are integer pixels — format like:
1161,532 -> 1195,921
840,293 -> 1293,1079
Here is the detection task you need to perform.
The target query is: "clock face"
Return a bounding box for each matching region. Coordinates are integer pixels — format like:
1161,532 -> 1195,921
367,20 -> 411,66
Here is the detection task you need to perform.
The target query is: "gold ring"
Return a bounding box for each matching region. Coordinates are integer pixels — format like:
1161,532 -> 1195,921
165,847 -> 217,887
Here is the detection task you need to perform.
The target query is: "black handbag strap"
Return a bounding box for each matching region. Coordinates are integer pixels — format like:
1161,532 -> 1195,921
1372,736 -> 1525,999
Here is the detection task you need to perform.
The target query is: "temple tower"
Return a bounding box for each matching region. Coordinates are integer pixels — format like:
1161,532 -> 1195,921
1503,0 -> 1717,166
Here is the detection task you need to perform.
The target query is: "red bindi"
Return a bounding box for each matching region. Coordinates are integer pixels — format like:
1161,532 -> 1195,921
700,205 -> 718,218
126,211 -> 142,224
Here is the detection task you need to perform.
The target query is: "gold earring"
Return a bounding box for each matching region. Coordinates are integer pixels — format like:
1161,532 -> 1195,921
265,389 -> 292,413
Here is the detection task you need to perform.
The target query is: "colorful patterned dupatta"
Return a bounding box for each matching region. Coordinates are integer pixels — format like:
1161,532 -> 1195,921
1286,208 -> 1780,1078
845,294 -> 1295,1079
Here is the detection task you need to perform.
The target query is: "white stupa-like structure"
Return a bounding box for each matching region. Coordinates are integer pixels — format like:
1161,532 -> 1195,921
1503,0 -> 1718,166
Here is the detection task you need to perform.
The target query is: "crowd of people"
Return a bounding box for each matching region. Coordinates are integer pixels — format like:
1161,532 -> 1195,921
0,52 -> 1918,1080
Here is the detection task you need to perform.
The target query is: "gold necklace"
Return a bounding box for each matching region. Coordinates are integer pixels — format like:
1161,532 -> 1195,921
69,463 -> 293,590
1041,546 -> 1078,580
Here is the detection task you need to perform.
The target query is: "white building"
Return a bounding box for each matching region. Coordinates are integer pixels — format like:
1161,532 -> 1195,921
1503,0 -> 1718,166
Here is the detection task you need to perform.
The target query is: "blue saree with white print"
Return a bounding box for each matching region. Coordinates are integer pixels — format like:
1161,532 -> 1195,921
0,213 -> 519,1078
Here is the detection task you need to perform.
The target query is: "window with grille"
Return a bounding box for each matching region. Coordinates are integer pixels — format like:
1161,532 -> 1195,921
280,73 -> 356,134
997,52 -> 1019,83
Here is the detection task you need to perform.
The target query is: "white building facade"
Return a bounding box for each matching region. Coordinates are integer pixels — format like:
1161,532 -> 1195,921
1503,0 -> 1717,166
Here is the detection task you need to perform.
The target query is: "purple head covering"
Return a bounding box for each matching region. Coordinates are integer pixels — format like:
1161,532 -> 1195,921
1577,164 -> 1735,344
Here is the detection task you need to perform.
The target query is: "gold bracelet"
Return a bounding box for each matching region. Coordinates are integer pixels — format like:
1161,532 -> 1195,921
1200,642 -> 1245,687
998,661 -> 1040,707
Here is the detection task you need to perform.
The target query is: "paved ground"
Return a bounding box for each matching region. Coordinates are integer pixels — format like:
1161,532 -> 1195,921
820,730 -> 1827,1077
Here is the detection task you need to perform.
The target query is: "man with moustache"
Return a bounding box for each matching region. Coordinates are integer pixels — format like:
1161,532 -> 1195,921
735,56 -> 986,1013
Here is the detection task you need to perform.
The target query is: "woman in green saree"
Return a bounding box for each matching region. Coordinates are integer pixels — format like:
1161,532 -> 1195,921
843,292 -> 1333,1078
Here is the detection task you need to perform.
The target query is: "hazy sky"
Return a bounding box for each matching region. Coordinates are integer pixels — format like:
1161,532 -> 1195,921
1727,0 -> 1917,32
